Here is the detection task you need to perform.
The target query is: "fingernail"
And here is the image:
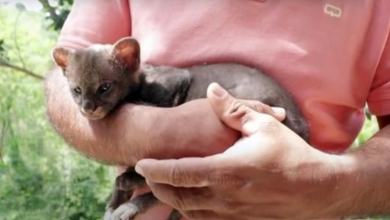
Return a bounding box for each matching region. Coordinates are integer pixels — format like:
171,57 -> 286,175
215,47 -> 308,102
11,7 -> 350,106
271,107 -> 286,116
135,164 -> 144,176
210,83 -> 226,97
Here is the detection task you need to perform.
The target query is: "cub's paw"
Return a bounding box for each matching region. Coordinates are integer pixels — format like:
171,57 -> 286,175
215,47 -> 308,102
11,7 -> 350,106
111,202 -> 139,220
103,209 -> 114,220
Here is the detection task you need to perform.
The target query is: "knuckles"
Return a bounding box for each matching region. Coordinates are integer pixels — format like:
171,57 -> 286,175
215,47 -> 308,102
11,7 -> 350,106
223,101 -> 251,123
183,210 -> 212,220
167,161 -> 186,186
250,100 -> 268,113
170,188 -> 188,210
224,100 -> 278,124
207,170 -> 246,190
225,100 -> 281,134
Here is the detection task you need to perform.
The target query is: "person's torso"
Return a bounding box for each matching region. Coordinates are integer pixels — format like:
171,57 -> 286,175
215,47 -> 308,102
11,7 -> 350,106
130,0 -> 390,152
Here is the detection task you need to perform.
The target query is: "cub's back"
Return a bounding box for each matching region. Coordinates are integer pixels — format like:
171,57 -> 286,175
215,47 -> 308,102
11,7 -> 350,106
186,63 -> 309,142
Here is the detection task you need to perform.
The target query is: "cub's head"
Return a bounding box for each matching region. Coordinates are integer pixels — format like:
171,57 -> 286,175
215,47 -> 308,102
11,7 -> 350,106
51,37 -> 141,120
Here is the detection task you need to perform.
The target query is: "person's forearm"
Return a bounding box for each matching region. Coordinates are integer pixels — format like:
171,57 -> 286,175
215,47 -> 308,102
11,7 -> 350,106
44,67 -> 161,165
44,67 -> 239,166
330,124 -> 390,218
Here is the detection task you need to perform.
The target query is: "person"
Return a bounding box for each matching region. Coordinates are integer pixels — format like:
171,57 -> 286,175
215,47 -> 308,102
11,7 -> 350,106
44,0 -> 390,219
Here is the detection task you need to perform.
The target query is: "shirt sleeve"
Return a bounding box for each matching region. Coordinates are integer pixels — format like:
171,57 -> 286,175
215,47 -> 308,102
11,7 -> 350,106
367,31 -> 390,117
56,0 -> 131,50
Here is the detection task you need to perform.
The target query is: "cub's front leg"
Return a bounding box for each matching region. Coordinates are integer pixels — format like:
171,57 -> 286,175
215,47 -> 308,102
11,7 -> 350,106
104,169 -> 182,220
104,168 -> 147,220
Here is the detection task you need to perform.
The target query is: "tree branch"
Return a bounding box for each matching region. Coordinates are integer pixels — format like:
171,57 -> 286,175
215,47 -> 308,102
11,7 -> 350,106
38,0 -> 60,23
0,58 -> 44,80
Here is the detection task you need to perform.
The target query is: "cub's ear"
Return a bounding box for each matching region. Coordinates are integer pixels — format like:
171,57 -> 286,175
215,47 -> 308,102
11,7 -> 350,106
51,47 -> 71,70
111,37 -> 140,70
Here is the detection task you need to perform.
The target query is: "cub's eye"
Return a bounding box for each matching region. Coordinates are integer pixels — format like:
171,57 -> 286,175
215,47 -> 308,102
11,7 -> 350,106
73,87 -> 82,94
98,83 -> 111,94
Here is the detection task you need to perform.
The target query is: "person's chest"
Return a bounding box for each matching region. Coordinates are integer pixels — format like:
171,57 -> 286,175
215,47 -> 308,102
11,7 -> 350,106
130,0 -> 390,151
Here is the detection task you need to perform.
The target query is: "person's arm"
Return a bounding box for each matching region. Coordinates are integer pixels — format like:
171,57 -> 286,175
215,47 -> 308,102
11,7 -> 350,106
45,66 -> 241,166
339,115 -> 390,218
341,30 -> 390,217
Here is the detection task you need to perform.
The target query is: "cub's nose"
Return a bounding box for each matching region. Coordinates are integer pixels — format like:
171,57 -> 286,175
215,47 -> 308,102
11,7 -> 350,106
81,101 -> 97,113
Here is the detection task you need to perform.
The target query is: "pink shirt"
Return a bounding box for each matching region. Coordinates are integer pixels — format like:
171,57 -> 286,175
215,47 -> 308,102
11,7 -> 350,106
57,1 -> 390,219
58,0 -> 390,153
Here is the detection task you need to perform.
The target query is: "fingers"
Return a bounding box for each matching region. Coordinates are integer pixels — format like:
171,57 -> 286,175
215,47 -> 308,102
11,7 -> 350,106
147,182 -> 217,211
206,83 -> 286,132
147,182 -> 245,219
136,158 -> 213,187
182,210 -> 237,220
135,157 -> 242,188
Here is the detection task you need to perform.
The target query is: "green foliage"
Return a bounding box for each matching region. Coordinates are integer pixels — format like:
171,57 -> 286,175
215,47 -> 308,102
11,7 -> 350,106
0,3 -> 115,220
350,116 -> 379,151
40,0 -> 74,31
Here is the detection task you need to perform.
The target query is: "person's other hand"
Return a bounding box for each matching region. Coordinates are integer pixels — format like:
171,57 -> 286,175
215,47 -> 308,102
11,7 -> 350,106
120,81 -> 287,163
135,83 -> 347,220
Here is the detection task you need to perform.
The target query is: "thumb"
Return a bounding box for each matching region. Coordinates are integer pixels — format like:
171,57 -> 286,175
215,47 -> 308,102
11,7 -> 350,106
206,83 -> 286,132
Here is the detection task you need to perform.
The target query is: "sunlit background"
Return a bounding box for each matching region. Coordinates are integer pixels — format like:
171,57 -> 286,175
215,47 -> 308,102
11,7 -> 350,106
1,0 -> 45,11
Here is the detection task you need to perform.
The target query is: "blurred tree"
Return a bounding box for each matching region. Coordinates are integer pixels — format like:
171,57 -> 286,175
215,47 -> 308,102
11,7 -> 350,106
0,1 -> 115,220
39,0 -> 73,31
0,0 -> 73,81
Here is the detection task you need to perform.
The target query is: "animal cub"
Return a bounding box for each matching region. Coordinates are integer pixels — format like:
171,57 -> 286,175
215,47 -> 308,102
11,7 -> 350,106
52,37 -> 309,220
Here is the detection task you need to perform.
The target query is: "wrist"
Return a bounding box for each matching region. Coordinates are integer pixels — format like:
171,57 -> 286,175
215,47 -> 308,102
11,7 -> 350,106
318,154 -> 358,218
320,151 -> 390,219
339,151 -> 390,218
294,149 -> 359,219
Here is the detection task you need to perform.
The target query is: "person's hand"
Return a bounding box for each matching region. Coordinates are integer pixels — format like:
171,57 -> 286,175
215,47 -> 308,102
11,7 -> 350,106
113,82 -> 288,163
135,83 -> 348,220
